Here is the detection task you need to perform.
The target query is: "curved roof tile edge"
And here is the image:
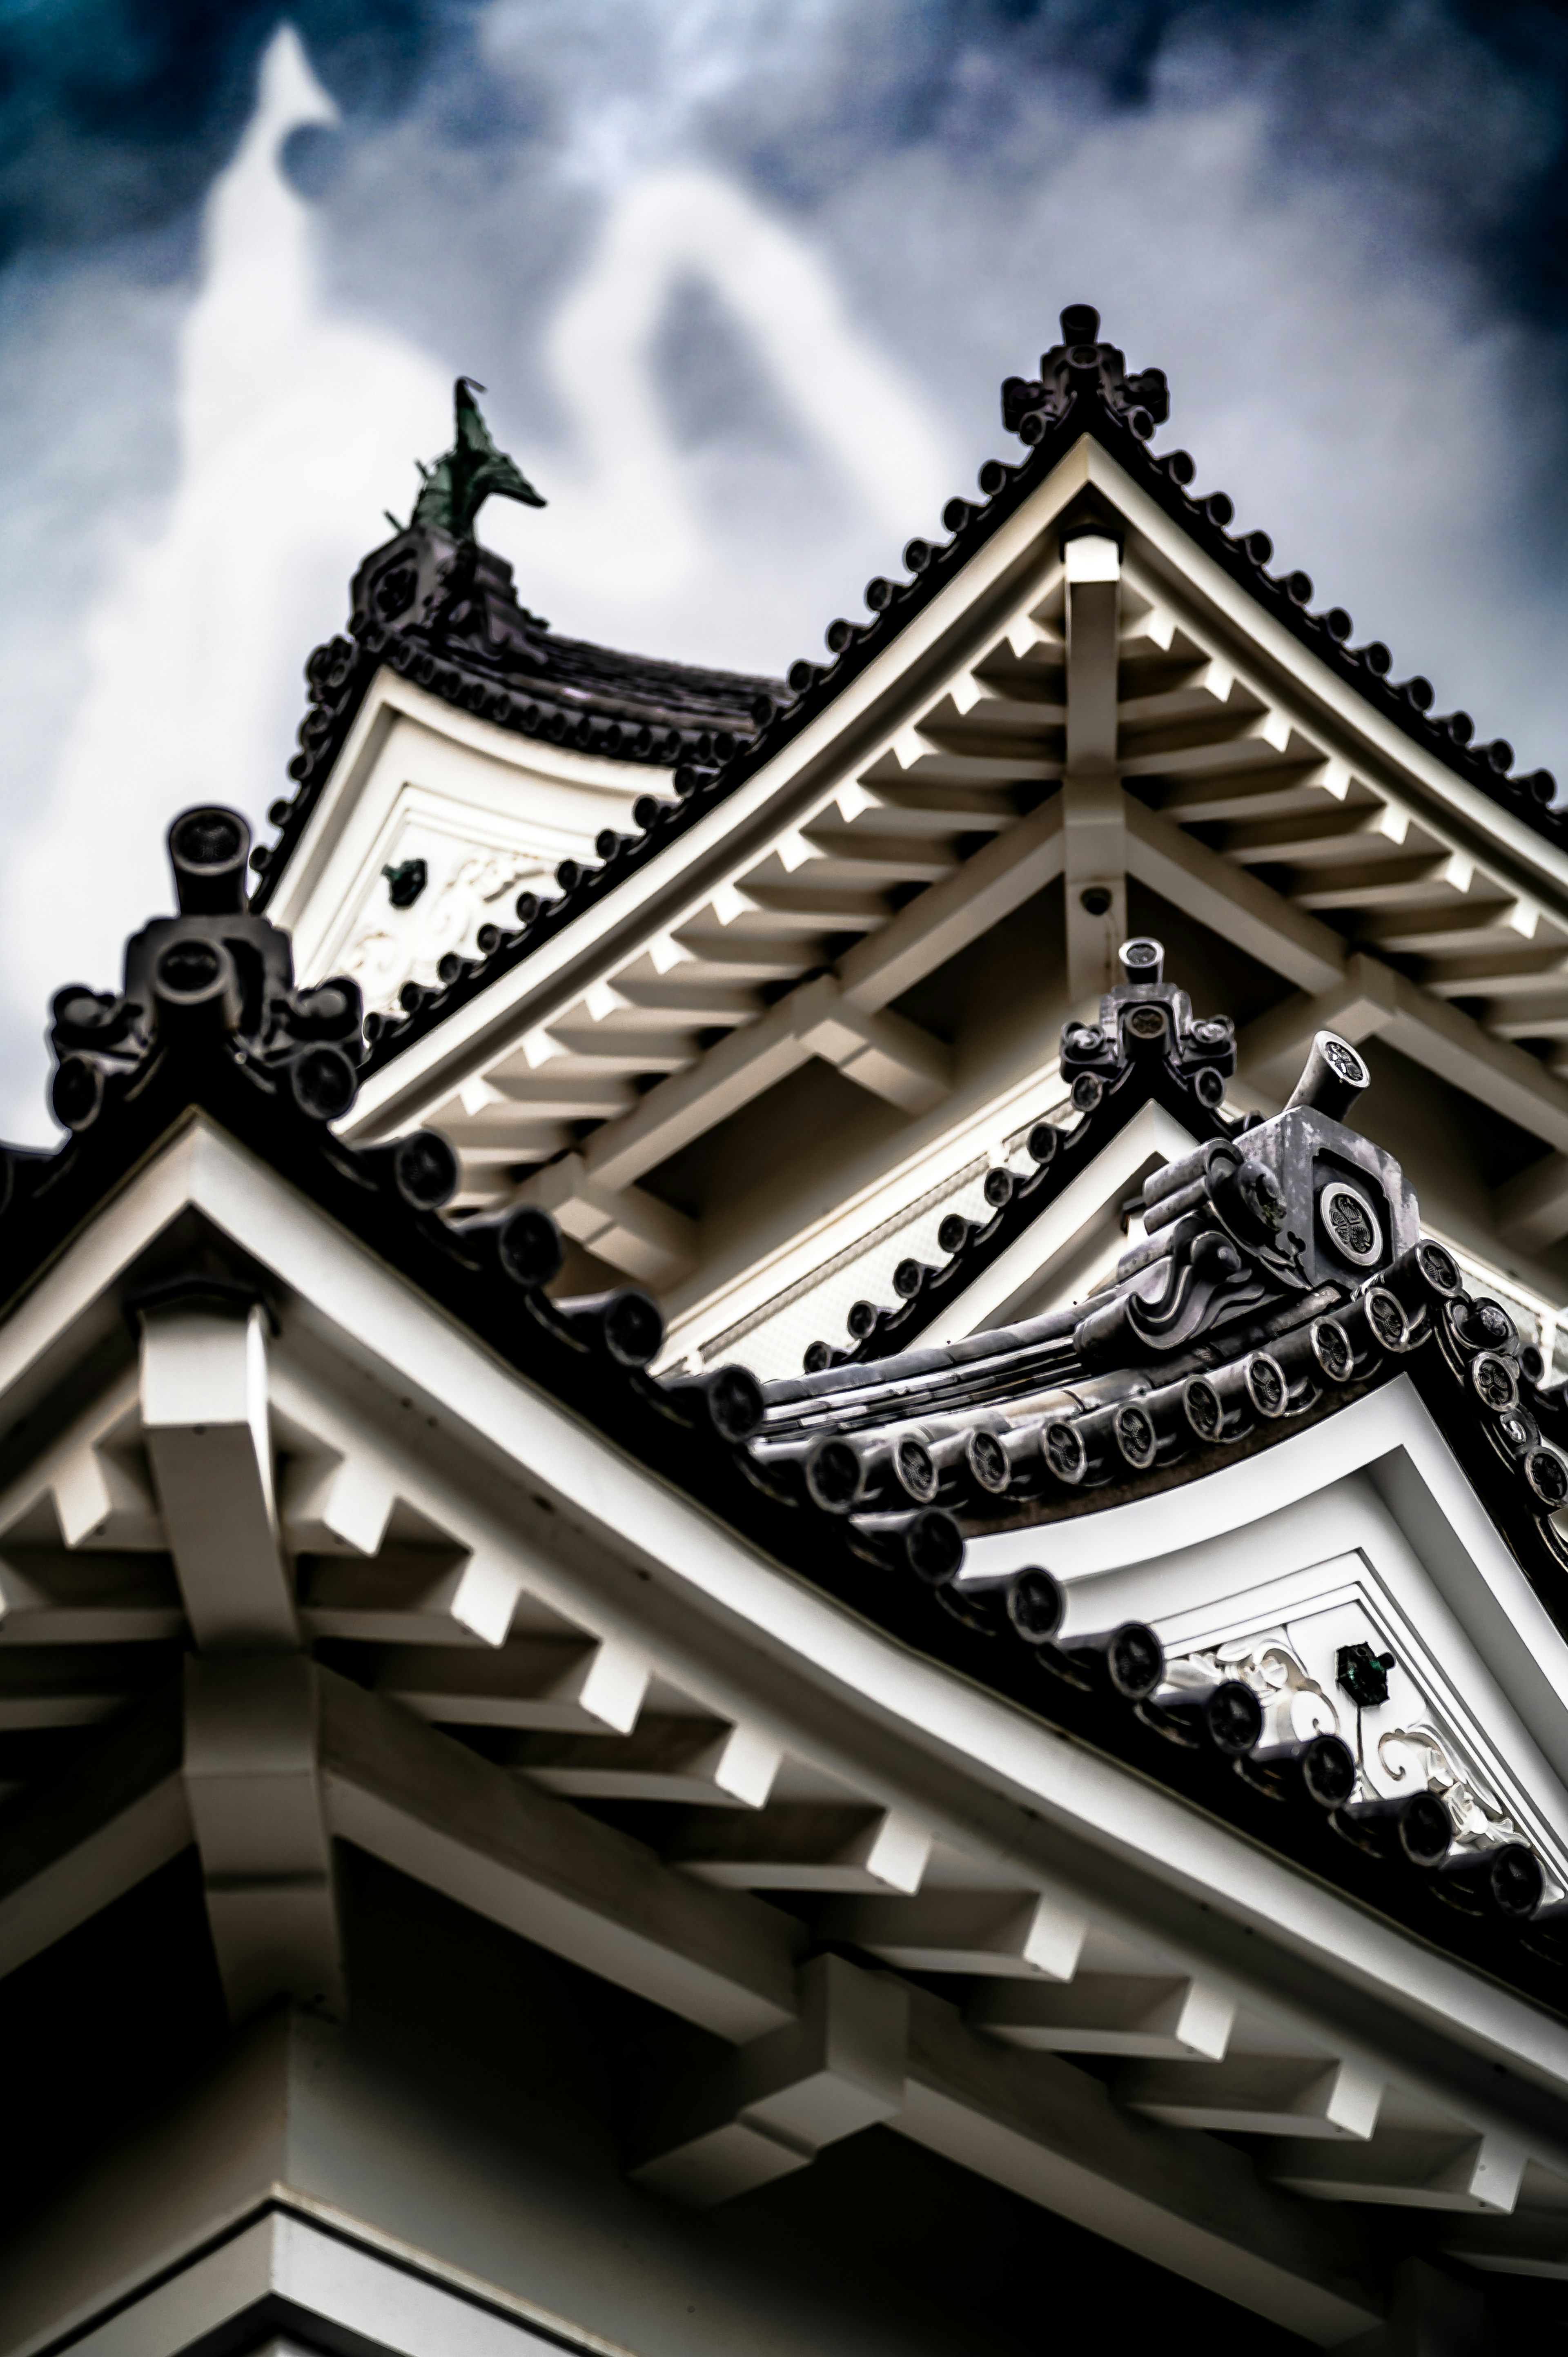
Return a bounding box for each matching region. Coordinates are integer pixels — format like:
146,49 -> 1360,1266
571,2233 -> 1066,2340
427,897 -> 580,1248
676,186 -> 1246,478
7,809 -> 1568,2012
323,307 -> 1563,1074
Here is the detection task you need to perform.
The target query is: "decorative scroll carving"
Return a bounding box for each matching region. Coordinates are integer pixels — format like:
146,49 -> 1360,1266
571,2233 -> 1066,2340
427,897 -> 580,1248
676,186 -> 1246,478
49,807 -> 368,1134
341,847 -> 554,1014
1172,1637 -> 1341,1750
1168,1633 -> 1547,1877
1377,1724 -> 1519,1852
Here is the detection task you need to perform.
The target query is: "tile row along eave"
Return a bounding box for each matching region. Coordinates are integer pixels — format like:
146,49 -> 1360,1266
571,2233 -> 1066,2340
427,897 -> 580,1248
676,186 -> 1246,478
256,375 -> 1568,1086
4,1029 -> 1568,2017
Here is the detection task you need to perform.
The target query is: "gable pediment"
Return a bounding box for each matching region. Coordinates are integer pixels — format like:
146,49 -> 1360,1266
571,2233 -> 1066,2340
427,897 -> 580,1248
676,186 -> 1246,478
236,323 -> 1568,1380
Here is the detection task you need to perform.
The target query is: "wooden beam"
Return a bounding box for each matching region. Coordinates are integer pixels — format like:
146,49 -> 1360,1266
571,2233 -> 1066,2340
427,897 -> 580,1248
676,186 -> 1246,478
526,1152 -> 697,1285
628,1954 -> 906,2206
0,1685 -> 190,1978
1496,1150 -> 1568,1251
837,793 -> 1065,1011
139,1303 -> 295,1652
1064,535 -> 1125,1004
299,1545 -> 531,1649
583,996 -> 811,1192
1268,2130 -> 1526,2213
509,1716 -> 781,1807
820,1888 -> 1087,1981
371,1637 -> 649,1734
1441,2212 -> 1568,2279
184,1654 -> 343,2022
1125,798 -> 1347,994
1119,2055 -> 1383,2141
316,1665 -> 802,2041
968,1973 -> 1235,2060
791,975 -> 952,1113
1236,955 -> 1400,1096
896,1985 -> 1381,2343
1381,977 -> 1568,1156
666,1802 -> 931,1894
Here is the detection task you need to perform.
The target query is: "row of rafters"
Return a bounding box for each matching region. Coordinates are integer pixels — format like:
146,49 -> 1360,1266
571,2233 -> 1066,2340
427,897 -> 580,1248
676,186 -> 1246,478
342,498 -> 1568,1303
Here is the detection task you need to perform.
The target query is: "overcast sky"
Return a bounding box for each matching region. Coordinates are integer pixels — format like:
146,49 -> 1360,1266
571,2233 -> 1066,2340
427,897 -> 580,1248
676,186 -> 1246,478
3,0 -> 1568,1138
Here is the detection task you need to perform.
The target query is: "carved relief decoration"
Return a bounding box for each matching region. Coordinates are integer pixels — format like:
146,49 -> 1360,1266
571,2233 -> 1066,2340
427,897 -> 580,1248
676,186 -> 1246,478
340,847 -> 555,1014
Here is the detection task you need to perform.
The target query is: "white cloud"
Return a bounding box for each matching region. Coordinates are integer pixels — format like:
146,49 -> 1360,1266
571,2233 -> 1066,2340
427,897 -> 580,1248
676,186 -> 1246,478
0,29 -> 451,1138
4,0 -> 1568,1143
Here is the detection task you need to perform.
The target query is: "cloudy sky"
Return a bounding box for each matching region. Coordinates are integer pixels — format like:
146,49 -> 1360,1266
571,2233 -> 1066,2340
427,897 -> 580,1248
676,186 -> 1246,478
2,0 -> 1568,1137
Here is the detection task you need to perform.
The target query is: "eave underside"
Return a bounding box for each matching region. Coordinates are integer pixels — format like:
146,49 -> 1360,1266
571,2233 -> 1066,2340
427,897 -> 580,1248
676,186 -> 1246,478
4,1122 -> 1568,2338
325,438 -> 1568,1378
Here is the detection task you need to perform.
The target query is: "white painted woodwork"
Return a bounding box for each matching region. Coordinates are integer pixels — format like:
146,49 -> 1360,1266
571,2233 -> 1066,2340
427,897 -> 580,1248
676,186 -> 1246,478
372,1636 -> 649,1733
1119,2056 -> 1385,2140
628,1954 -> 907,2206
894,1985 -> 1381,2343
528,1153 -> 697,1285
4,2207 -> 586,2357
9,1123 -> 1568,2108
1062,532 -> 1125,1005
11,1122 -> 1568,2331
1269,2131 -> 1528,2214
139,1302 -> 295,1651
667,1802 -> 932,1893
0,1384 -> 164,1556
264,669 -> 669,1010
820,1888 -> 1087,1980
789,973 -> 952,1113
183,1653 -> 343,2020
316,1664 -> 803,2041
311,427 -> 1568,1322
301,1542 -> 529,1646
510,1715 -> 782,1806
968,1972 -> 1236,2060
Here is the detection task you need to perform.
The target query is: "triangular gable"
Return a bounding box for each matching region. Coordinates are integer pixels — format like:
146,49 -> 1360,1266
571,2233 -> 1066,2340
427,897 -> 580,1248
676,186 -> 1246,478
278,307 -> 1563,1059
255,308 -> 1568,1393
817,939 -> 1229,1363
12,811 -> 1568,2308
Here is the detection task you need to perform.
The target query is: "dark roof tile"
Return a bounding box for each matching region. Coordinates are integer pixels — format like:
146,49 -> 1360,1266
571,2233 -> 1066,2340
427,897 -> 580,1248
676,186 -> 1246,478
8,811 -> 1568,2007
334,306 -> 1565,1077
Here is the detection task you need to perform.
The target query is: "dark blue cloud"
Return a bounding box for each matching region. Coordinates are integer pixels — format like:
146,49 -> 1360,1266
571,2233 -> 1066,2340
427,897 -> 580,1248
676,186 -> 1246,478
0,0 -> 479,264
4,0 -> 1568,342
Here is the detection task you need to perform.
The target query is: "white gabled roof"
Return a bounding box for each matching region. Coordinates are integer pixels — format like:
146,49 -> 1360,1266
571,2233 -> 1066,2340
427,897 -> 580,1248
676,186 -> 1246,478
6,1116 -> 1568,2319
262,332 -> 1568,1367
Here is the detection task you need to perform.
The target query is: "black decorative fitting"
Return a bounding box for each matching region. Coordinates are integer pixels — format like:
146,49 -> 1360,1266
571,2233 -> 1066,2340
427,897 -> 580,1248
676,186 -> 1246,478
46,806 -> 370,1140
383,858 -> 428,909
1001,304 -> 1170,446
400,378 -> 545,545
259,380 -> 781,962
1074,1044 -> 1417,1373
1336,1642 -> 1397,1709
267,304 -> 1563,1095
1038,1621 -> 1165,1702
1060,938 -> 1237,1115
449,1201 -> 566,1292
657,1364 -> 766,1444
9,821 -> 1568,2012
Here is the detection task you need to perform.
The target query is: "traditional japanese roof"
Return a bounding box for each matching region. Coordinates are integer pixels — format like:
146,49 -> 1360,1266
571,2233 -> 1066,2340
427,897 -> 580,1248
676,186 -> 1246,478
252,533 -> 783,913
312,303 -> 1561,1076
7,809 -> 1568,2020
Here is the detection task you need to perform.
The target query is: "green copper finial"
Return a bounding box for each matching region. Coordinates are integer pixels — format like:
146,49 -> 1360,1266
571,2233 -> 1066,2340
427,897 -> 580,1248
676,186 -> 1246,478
405,377 -> 546,542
